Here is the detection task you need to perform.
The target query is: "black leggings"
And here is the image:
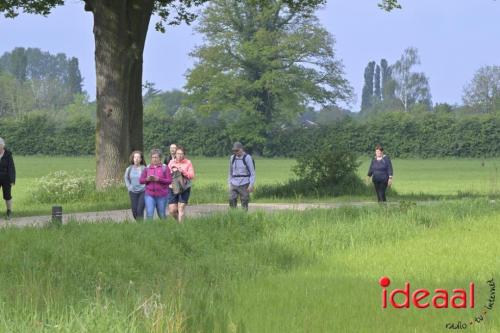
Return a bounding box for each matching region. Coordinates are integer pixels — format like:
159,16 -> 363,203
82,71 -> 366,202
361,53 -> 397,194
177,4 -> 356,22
0,179 -> 12,201
373,180 -> 388,202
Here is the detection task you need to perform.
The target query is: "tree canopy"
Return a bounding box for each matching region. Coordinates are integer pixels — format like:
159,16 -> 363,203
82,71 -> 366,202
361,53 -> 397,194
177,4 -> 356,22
391,47 -> 432,112
185,0 -> 352,151
0,47 -> 84,114
463,65 -> 500,113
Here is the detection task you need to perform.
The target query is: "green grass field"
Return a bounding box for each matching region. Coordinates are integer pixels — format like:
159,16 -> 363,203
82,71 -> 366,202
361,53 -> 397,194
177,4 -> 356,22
8,156 -> 500,217
0,201 -> 499,332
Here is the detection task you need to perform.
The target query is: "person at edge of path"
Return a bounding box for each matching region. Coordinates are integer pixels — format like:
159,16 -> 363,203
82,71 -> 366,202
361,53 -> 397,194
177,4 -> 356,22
168,146 -> 195,223
228,142 -> 255,211
367,144 -> 393,202
0,137 -> 15,219
124,150 -> 147,220
140,149 -> 172,219
163,143 -> 177,165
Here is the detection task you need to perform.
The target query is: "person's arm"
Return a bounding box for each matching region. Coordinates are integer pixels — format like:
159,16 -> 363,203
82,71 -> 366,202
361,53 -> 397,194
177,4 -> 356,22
9,153 -> 15,185
139,168 -> 148,184
247,155 -> 255,187
124,166 -> 131,188
386,156 -> 393,186
387,157 -> 393,178
182,160 -> 195,180
158,166 -> 172,185
228,156 -> 233,185
367,159 -> 374,177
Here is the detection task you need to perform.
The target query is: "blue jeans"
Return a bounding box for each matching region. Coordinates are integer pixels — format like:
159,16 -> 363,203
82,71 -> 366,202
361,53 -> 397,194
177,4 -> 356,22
144,194 -> 168,219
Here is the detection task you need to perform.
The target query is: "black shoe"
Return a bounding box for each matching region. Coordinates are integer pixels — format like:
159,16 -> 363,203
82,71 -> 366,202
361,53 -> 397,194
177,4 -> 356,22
6,209 -> 12,219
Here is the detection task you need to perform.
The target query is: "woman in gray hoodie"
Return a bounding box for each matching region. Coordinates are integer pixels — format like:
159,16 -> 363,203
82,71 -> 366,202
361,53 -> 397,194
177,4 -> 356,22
124,150 -> 146,220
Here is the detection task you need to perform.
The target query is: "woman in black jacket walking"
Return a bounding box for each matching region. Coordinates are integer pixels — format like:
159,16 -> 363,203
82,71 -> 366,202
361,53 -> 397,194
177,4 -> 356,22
367,144 -> 393,202
0,138 -> 16,219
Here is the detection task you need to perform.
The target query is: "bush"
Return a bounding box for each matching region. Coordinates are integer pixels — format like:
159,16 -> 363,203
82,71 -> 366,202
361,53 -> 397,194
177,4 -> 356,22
293,141 -> 360,189
255,140 -> 369,198
32,170 -> 94,204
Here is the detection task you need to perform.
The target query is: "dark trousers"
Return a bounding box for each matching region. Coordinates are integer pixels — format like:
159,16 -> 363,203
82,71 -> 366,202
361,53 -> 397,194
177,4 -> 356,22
129,191 -> 145,220
229,184 -> 250,211
373,180 -> 388,202
0,179 -> 12,200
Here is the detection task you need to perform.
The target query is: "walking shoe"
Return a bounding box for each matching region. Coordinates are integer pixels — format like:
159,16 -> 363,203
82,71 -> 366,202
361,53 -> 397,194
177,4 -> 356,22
6,209 -> 12,219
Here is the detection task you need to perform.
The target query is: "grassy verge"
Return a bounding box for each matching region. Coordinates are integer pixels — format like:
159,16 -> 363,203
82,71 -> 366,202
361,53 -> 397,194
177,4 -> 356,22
0,200 -> 499,332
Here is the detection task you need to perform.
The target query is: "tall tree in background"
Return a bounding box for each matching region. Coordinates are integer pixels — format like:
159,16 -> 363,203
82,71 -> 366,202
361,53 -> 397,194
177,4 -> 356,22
185,0 -> 352,151
361,61 -> 375,112
2,0 -> 339,188
0,47 -> 84,109
8,47 -> 27,82
0,72 -> 34,115
66,57 -> 83,96
374,64 -> 381,100
462,65 -> 500,113
391,47 -> 431,112
380,58 -> 395,100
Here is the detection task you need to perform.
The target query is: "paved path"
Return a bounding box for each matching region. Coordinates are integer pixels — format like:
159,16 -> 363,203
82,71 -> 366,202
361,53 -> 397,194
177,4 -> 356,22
1,202 -> 381,228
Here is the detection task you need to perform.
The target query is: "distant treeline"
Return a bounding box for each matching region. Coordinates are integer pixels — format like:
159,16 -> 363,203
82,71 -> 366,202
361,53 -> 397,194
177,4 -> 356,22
1,110 -> 499,158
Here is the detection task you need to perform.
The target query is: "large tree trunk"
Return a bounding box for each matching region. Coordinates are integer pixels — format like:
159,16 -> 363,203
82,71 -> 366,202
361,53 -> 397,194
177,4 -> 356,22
85,0 -> 153,189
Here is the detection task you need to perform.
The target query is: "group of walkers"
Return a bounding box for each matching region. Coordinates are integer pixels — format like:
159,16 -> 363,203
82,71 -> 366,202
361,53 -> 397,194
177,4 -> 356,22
124,144 -> 195,222
0,138 -> 392,221
124,141 -> 256,221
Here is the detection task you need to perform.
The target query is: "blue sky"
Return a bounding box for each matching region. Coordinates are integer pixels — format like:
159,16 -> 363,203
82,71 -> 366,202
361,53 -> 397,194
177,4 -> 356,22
0,0 -> 499,111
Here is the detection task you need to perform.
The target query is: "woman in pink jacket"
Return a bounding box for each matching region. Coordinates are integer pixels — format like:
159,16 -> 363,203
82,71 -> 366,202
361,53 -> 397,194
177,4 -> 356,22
139,149 -> 172,219
168,146 -> 195,223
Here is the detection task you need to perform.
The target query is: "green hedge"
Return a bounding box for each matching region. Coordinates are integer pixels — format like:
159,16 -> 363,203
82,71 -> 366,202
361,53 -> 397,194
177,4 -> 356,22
1,111 -> 500,157
268,113 -> 500,158
0,112 -> 94,155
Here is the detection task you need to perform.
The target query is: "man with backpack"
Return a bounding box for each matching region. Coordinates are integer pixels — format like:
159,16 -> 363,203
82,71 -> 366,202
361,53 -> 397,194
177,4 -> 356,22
228,142 -> 255,211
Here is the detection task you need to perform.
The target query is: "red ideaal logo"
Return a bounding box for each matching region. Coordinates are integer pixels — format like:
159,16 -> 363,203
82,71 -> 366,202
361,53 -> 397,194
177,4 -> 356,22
379,276 -> 475,309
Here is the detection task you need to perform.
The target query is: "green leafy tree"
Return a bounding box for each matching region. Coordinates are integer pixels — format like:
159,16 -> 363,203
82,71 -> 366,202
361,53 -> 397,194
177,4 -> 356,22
374,64 -> 381,100
380,58 -> 395,100
361,61 -> 375,112
0,72 -> 35,116
0,48 -> 84,110
185,0 -> 352,152
66,57 -> 83,96
7,47 -> 27,82
378,0 -> 401,11
391,47 -> 432,112
462,65 -> 500,113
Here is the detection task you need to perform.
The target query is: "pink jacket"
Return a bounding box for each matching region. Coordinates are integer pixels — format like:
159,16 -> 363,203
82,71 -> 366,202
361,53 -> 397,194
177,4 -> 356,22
139,164 -> 172,197
168,159 -> 195,180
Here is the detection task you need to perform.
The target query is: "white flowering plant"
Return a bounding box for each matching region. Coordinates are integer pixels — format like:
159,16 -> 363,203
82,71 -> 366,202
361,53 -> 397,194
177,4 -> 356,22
32,170 -> 94,203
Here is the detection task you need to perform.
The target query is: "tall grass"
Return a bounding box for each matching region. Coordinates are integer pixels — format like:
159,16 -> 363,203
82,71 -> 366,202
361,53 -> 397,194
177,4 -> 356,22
0,200 -> 499,332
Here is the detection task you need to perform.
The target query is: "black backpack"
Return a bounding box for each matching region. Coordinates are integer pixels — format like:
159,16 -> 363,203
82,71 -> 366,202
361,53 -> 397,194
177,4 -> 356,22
231,153 -> 255,177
